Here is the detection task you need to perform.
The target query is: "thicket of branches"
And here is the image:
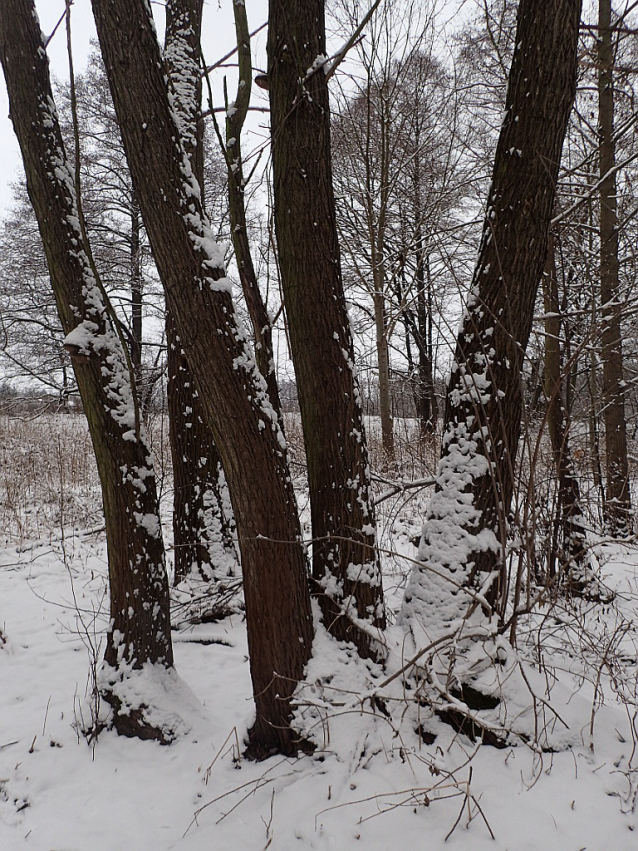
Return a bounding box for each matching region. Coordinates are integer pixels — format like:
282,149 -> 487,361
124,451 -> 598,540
0,0 -> 637,763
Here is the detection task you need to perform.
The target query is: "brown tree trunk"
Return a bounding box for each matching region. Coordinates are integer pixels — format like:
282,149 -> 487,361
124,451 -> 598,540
166,313 -> 237,585
0,0 -> 173,739
130,192 -> 143,391
370,112 -> 394,461
224,0 -> 283,419
402,0 -> 582,633
373,284 -> 395,461
598,0 -> 632,536
542,232 -> 589,589
164,0 -> 238,586
267,0 -> 386,658
91,0 -> 313,755
415,244 -> 438,437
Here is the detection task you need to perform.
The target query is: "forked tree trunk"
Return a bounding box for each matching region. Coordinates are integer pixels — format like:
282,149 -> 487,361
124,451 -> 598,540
224,0 -> 283,419
0,0 -> 173,738
402,0 -> 582,635
164,0 -> 238,586
91,0 -> 313,755
598,0 -> 632,536
268,0 -> 386,658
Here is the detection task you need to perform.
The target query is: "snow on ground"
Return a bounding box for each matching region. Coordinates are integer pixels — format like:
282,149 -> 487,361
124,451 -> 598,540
2,415 -> 638,849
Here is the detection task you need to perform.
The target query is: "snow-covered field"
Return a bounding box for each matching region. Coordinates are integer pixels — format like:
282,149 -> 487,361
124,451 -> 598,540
2,414 -> 638,850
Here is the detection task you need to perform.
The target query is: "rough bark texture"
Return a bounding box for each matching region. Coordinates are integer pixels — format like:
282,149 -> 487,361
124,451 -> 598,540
415,243 -> 438,437
0,0 -> 173,734
164,0 -> 238,585
130,193 -> 143,389
225,0 -> 283,419
91,0 -> 313,755
166,314 -> 237,585
598,0 -> 632,536
268,0 -> 386,657
542,233 -> 589,588
402,0 -> 582,635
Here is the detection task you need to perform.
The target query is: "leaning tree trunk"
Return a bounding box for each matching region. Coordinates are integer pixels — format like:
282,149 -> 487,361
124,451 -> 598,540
598,0 -> 632,536
164,0 -> 238,586
91,0 -> 313,756
268,0 -> 386,658
401,0 -> 583,637
0,0 -> 173,739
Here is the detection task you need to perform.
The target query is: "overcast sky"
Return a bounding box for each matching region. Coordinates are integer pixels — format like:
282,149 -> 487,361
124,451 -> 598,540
0,0 -> 468,215
0,0 -> 270,213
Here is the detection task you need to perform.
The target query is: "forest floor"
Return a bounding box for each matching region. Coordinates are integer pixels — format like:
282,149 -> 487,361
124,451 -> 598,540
1,413 -> 638,850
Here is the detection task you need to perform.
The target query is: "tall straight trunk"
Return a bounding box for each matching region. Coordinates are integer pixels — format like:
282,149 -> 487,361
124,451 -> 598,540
369,85 -> 394,460
0,0 -> 173,738
373,279 -> 395,460
130,192 -> 143,390
598,0 -> 632,535
542,232 -> 588,587
415,244 -> 438,436
91,0 -> 313,755
412,124 -> 437,438
225,0 -> 283,419
164,0 -> 237,585
402,0 -> 582,635
268,0 -> 386,658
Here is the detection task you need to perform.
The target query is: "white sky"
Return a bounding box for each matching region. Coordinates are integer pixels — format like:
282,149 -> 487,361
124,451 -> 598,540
0,1 -> 471,214
0,0 -> 271,213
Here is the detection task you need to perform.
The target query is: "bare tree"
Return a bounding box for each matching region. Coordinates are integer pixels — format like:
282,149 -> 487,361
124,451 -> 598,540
215,0 -> 283,418
0,0 -> 174,740
90,0 -> 313,755
402,0 -> 583,636
164,0 -> 238,587
598,0 -> 632,535
267,0 -> 386,657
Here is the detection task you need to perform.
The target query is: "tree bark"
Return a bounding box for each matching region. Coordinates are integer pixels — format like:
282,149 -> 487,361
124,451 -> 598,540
542,232 -> 589,589
0,0 -> 173,738
224,0 -> 283,419
130,192 -> 143,391
268,0 -> 386,658
598,0 -> 632,536
402,0 -> 582,634
166,313 -> 237,585
91,0 -> 313,755
164,0 -> 238,586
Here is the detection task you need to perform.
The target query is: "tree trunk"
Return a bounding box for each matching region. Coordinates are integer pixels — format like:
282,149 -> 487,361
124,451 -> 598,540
542,232 -> 589,589
268,0 -> 386,658
91,0 -> 313,755
224,0 -> 283,419
373,284 -> 395,461
370,97 -> 394,461
166,313 -> 237,586
0,0 -> 173,739
598,0 -> 632,536
402,0 -> 582,635
415,245 -> 438,437
164,0 -> 238,587
130,192 -> 143,392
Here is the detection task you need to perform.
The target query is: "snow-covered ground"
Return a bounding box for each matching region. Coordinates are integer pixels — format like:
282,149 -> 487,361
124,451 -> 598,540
2,414 -> 638,850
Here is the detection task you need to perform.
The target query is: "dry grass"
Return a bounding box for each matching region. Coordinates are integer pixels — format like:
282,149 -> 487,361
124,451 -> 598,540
0,413 -> 101,543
